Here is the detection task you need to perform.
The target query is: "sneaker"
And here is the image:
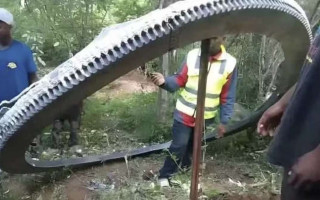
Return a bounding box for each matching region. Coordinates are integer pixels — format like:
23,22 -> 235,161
68,134 -> 79,147
142,170 -> 157,181
158,178 -> 170,187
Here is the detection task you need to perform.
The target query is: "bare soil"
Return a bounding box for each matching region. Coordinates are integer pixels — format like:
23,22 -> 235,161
30,156 -> 279,200
92,70 -> 158,100
1,70 -> 280,200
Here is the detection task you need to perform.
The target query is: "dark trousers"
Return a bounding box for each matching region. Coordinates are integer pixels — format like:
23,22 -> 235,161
159,119 -> 214,179
281,169 -> 320,200
51,102 -> 83,147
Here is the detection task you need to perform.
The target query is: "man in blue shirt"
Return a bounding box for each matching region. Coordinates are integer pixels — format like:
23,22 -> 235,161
0,8 -> 39,155
0,8 -> 38,103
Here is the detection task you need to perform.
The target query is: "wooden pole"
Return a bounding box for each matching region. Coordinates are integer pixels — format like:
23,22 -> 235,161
190,39 -> 211,200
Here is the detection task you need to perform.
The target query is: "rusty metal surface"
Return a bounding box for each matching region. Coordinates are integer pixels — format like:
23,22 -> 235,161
0,0 -> 312,174
190,39 -> 210,200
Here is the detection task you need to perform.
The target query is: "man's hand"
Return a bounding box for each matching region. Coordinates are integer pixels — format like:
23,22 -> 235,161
150,72 -> 165,86
288,145 -> 320,191
257,84 -> 296,137
257,103 -> 285,137
217,124 -> 226,138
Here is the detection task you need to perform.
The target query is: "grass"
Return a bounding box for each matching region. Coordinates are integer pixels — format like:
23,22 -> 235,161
37,92 -> 173,160
1,90 -> 282,200
82,92 -> 172,143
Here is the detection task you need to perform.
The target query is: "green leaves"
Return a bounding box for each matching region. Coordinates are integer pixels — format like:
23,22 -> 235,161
53,42 -> 60,47
2,0 -> 156,68
37,56 -> 46,66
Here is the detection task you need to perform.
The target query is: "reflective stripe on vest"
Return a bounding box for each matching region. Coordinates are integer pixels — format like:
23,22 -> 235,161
184,87 -> 220,99
176,47 -> 236,119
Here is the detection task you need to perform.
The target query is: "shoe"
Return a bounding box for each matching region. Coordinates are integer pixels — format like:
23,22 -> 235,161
142,170 -> 157,181
158,178 -> 170,187
68,134 -> 78,147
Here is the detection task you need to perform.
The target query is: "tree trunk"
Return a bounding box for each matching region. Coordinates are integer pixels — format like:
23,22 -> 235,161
157,0 -> 179,122
310,0 -> 320,30
310,0 -> 320,22
20,0 -> 26,8
258,35 -> 266,100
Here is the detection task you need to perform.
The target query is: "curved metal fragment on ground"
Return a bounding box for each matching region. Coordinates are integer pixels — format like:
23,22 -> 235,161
0,0 -> 312,174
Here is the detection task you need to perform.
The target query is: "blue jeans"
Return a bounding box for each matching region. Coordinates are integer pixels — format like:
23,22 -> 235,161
159,119 -> 214,178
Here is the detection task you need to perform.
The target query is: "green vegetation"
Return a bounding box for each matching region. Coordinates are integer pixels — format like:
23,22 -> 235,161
1,0 -> 157,68
0,0 -> 319,199
83,92 -> 172,143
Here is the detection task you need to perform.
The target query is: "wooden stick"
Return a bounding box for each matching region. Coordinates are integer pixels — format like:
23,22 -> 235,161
190,39 -> 211,200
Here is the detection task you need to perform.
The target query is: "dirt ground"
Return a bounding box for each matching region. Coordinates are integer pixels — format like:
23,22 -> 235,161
0,69 -> 280,200
92,69 -> 158,100
3,155 -> 279,200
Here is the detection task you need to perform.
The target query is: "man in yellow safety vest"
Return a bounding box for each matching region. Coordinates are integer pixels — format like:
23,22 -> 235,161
151,36 -> 238,187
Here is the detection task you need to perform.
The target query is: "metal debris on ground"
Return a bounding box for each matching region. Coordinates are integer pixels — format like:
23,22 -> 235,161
87,180 -> 115,191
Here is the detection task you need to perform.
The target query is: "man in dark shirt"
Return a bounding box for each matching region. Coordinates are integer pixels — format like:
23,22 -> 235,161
258,29 -> 320,199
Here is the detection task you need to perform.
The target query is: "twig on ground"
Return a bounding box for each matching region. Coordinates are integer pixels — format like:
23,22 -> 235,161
124,155 -> 131,178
